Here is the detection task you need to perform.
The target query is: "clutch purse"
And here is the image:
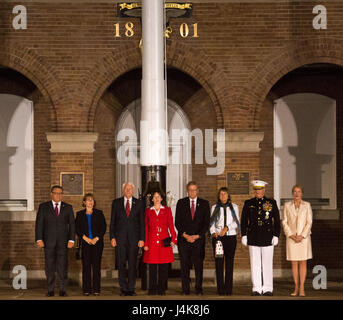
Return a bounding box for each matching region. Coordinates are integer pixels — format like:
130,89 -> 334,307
215,240 -> 224,258
162,237 -> 172,247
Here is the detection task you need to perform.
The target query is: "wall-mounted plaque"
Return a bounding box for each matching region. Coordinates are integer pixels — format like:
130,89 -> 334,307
227,172 -> 250,195
60,173 -> 84,196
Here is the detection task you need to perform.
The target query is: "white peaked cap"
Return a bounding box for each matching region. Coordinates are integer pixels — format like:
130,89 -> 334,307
252,180 -> 268,189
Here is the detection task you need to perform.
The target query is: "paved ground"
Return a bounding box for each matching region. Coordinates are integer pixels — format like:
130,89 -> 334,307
0,279 -> 342,300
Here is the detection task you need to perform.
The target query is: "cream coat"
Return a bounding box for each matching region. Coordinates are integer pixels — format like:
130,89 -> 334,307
282,200 -> 313,261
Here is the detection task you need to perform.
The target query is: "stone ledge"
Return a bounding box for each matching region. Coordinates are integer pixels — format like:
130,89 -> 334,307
216,132 -> 264,153
0,211 -> 36,222
46,132 -> 99,153
313,209 -> 340,220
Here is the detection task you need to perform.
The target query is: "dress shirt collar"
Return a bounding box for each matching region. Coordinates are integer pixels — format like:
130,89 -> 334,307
124,197 -> 132,203
151,205 -> 164,216
52,200 -> 61,207
189,197 -> 197,205
151,205 -> 164,210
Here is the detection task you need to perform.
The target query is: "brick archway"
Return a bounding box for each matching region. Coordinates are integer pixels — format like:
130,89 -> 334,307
0,43 -> 68,130
80,41 -> 227,131
239,38 -> 343,130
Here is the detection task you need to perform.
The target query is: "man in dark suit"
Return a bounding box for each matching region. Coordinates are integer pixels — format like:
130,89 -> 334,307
241,180 -> 281,296
110,182 -> 145,296
175,181 -> 210,295
35,185 -> 75,297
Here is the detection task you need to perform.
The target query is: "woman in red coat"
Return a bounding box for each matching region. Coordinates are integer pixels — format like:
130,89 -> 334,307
143,191 -> 177,295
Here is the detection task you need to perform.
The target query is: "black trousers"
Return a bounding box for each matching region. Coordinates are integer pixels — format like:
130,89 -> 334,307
148,263 -> 169,294
117,242 -> 139,292
212,235 -> 237,295
82,241 -> 103,293
178,239 -> 205,293
44,245 -> 68,292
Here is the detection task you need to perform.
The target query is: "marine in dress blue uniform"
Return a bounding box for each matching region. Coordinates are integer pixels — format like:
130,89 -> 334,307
241,180 -> 281,296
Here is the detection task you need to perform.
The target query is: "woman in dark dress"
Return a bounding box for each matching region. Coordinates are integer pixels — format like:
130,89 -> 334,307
75,193 -> 106,296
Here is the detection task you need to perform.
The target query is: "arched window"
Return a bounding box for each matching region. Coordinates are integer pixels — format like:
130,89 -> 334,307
115,98 -> 192,215
274,93 -> 336,210
0,94 -> 34,211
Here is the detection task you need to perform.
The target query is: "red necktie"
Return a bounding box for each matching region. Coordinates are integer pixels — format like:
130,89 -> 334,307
191,200 -> 195,220
126,200 -> 130,218
55,203 -> 59,217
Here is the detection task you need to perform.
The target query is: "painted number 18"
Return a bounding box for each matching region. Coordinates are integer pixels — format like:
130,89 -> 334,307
115,22 -> 134,37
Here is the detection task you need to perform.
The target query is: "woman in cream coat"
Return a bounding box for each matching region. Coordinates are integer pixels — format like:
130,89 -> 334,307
282,185 -> 312,297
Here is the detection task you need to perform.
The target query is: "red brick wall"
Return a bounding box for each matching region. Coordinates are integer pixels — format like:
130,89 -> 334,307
93,92 -> 122,270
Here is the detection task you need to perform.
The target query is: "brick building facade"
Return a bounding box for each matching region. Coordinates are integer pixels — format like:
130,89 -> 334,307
0,1 -> 342,283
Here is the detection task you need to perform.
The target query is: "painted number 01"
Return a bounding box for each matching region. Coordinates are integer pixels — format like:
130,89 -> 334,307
180,23 -> 199,38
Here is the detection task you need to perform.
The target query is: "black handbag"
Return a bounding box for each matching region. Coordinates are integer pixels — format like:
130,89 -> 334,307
75,236 -> 82,260
162,236 -> 172,247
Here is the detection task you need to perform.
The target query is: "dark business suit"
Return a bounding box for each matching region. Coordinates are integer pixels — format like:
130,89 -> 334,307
110,197 -> 145,293
175,197 -> 210,294
35,201 -> 75,292
75,209 -> 106,293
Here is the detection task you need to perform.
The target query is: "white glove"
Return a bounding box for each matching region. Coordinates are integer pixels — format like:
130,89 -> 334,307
272,236 -> 279,246
242,236 -> 248,246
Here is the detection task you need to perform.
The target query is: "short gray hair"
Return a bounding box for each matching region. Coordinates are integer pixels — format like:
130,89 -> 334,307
122,182 -> 135,190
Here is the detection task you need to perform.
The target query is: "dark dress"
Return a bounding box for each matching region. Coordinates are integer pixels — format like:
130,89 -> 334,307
75,208 -> 106,293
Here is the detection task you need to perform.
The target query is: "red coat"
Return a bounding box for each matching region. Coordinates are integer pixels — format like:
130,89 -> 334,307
143,206 -> 177,264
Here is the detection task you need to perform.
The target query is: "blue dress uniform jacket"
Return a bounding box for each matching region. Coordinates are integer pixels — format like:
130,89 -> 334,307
241,197 -> 281,247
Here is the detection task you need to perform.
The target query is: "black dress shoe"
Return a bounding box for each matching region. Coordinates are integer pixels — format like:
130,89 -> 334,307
195,291 -> 203,296
127,291 -> 137,296
251,291 -> 261,296
159,291 -> 166,296
59,291 -> 67,297
120,291 -> 127,296
46,291 -> 54,297
181,291 -> 190,295
83,292 -> 90,296
263,291 -> 273,296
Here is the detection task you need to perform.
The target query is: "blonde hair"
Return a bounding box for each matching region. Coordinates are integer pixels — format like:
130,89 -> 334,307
292,184 -> 304,194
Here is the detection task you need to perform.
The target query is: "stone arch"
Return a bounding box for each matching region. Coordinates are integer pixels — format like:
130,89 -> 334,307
239,38 -> 343,129
80,41 -> 227,131
0,43 -> 68,130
